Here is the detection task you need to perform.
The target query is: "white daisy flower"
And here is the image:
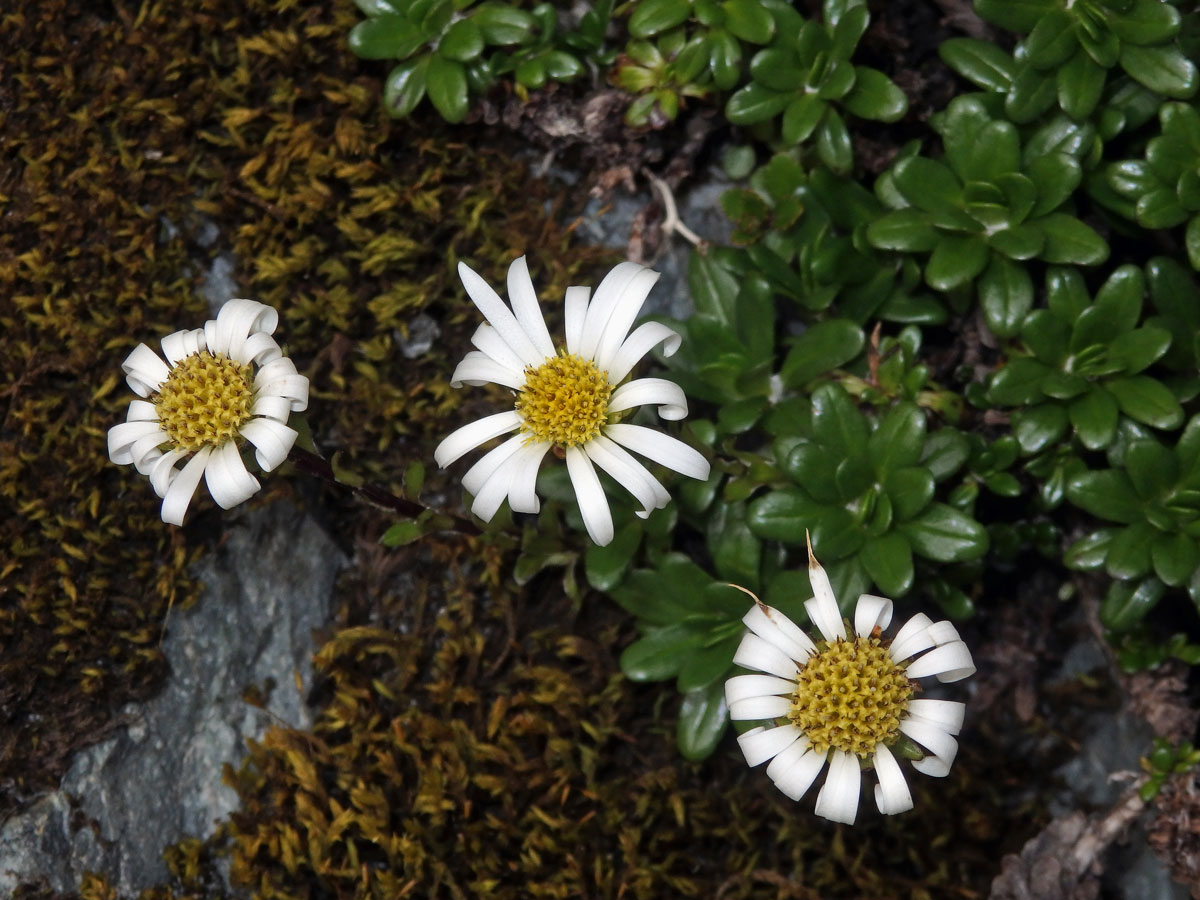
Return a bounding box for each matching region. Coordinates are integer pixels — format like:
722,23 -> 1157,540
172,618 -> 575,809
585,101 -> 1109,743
434,256 -> 710,546
107,298 -> 309,526
725,539 -> 975,825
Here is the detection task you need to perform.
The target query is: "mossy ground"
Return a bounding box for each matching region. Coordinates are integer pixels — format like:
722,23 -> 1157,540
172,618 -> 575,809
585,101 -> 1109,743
4,1 -> 1076,898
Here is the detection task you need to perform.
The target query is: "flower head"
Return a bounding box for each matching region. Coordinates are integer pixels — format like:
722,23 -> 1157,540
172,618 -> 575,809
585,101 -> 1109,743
434,257 -> 710,545
725,538 -> 975,825
107,299 -> 309,525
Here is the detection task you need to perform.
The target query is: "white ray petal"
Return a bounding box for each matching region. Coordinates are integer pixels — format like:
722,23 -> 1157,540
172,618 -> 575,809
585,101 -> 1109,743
235,331 -> 283,367
563,286 -> 590,356
148,448 -> 189,498
565,446 -> 614,546
728,694 -> 791,721
126,400 -> 160,422
578,262 -> 645,361
804,550 -> 845,643
606,321 -> 682,385
872,743 -> 914,815
900,718 -> 959,777
434,411 -> 523,468
906,699 -> 966,735
905,641 -> 976,682
608,378 -> 688,421
451,351 -> 525,389
602,423 -> 710,480
853,594 -> 893,637
507,440 -> 552,514
160,446 -> 213,526
204,440 -> 260,509
733,633 -> 800,680
742,604 -> 815,663
737,724 -> 804,767
458,261 -> 543,367
122,343 -> 171,397
108,420 -> 167,466
471,323 -> 528,374
469,452 -> 518,521
814,748 -> 861,824
888,613 -> 935,663
507,256 -> 556,359
583,436 -> 663,518
593,267 -> 661,370
724,673 -> 796,707
160,328 -> 206,366
240,417 -> 297,471
462,434 -> 526,497
587,434 -> 670,509
768,745 -> 828,802
210,298 -> 278,361
251,394 -> 293,423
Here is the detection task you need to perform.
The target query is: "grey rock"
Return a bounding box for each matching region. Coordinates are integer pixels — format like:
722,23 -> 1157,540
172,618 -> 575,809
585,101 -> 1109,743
202,252 -> 240,313
395,313 -> 441,360
0,501 -> 342,895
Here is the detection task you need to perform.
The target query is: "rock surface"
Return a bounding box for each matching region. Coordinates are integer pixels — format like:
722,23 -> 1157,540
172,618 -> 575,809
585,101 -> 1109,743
0,501 -> 342,895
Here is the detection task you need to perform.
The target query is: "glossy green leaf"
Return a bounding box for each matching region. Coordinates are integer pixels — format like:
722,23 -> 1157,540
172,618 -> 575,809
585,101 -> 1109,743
1023,10 -> 1076,70
939,37 -> 1014,91
781,93 -> 826,144
892,156 -> 962,213
1108,1 -> 1180,45
1188,216 -> 1200,272
427,54 -> 469,122
866,209 -> 939,252
974,0 -> 1055,32
869,403 -> 926,475
1120,44 -> 1198,99
585,521 -> 643,591
1125,439 -> 1178,500
1137,188 -> 1189,229
629,0 -> 692,37
749,48 -> 805,92
1100,576 -> 1164,632
816,108 -> 853,174
1066,468 -> 1144,524
1109,327 -> 1172,374
1069,387 -> 1119,450
861,533 -> 914,596
1107,521 -> 1156,579
1107,375 -> 1185,430
1065,528 -> 1117,570
988,356 -> 1052,406
677,633 -> 741,692
885,467 -> 936,520
708,502 -> 762,589
621,623 -> 706,681
440,18 -> 483,61
472,3 -> 534,43
384,56 -> 430,117
1013,403 -> 1069,454
900,503 -> 989,562
677,678 -> 729,761
746,488 -> 823,543
1028,153 -> 1083,216
710,28 -> 743,89
843,67 -> 908,122
921,429 -> 971,481
925,234 -> 989,291
1037,213 -> 1108,265
688,251 -> 738,326
1005,64 -> 1056,124
811,383 -> 869,458
979,253 -> 1033,338
1057,48 -> 1106,120
726,83 -> 791,124
350,14 -> 424,59
830,3 -> 868,55
779,319 -> 865,388
988,224 -> 1044,260
724,0 -> 775,44
1152,531 -> 1199,587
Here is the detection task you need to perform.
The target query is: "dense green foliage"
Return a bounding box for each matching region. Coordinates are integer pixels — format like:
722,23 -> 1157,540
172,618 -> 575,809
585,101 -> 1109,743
355,0 -> 1200,758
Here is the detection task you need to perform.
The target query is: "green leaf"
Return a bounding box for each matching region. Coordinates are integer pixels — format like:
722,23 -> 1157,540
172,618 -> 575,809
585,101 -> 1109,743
585,521 -> 643,591
427,54 -> 469,122
620,623 -> 706,682
1152,531 -> 1199,588
688,251 -> 738,326
869,403 -> 926,475
384,56 -> 430,118
842,67 -> 908,122
781,93 -> 826,144
723,0 -> 775,44
1065,528 -> 1117,570
1100,576 -> 1164,632
749,48 -> 805,92
1028,153 -> 1082,216
974,0 -> 1055,31
921,429 -> 971,482
925,234 -> 989,291
439,18 -> 483,61
1137,188 -> 1189,229
1188,217 -> 1200,272
677,678 -> 729,761
709,28 -> 743,90
1057,48 -> 1106,120
380,519 -> 424,546
1106,521 -> 1156,579
1066,468 -> 1144,524
1005,64 -> 1056,124
1069,388 -> 1119,450
746,488 -> 823,543
1125,439 -> 1178,500
988,224 -> 1044,261
816,108 -> 854,175
349,14 -> 423,59
1013,403 -> 1068,454
829,2 -> 868,55
900,503 -> 989,562
779,319 -> 865,388
1095,264 -> 1146,335
1107,376 -> 1185,430
629,0 -> 692,37
472,3 -> 534,44
861,532 -> 915,596
1023,10 -> 1076,70
1021,309 -> 1069,365
677,632 -> 741,692
708,503 -> 762,589
1120,44 -> 1198,99
988,356 -> 1052,406
979,254 -> 1033,338
939,37 -> 1014,91
1109,327 -> 1172,375
892,157 -> 962,214
1108,2 -> 1180,45
1037,213 -> 1108,265
811,383 -> 869,458
726,83 -> 790,124
784,442 -> 841,504
866,209 -> 938,252
885,467 -> 936,520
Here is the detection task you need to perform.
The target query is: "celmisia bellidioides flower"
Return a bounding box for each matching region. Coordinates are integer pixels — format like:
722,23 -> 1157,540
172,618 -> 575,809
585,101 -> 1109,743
434,256 -> 711,546
725,538 -> 975,825
107,299 -> 309,525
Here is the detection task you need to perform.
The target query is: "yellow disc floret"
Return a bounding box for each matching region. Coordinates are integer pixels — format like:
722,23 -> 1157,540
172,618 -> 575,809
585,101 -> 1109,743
789,635 -> 914,758
155,351 -> 254,452
515,353 -> 612,447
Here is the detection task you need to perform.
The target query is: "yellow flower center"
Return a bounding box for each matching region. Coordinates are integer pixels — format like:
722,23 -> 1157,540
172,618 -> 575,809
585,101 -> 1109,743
789,635 -> 914,758
515,353 -> 611,447
155,351 -> 254,452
